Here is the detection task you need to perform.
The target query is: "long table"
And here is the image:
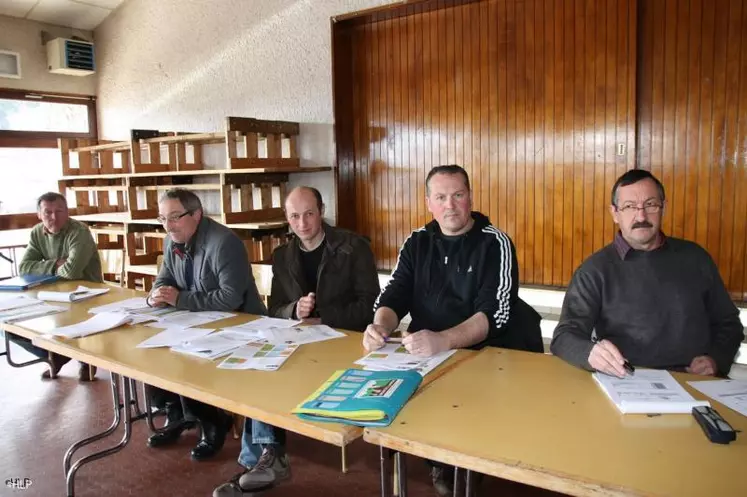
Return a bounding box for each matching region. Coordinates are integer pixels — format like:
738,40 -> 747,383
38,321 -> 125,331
2,281 -> 470,497
364,347 -> 747,497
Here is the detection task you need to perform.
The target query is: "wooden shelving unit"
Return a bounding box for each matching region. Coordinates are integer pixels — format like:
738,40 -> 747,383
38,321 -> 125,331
55,116 -> 330,291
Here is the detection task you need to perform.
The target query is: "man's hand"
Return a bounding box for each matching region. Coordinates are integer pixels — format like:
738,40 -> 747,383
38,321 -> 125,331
55,258 -> 67,269
588,339 -> 628,378
149,285 -> 179,307
686,355 -> 717,376
363,323 -> 391,351
296,292 -> 316,319
402,330 -> 449,357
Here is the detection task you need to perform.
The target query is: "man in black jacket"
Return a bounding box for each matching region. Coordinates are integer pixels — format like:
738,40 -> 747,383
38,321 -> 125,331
213,186 -> 380,497
363,165 -> 542,496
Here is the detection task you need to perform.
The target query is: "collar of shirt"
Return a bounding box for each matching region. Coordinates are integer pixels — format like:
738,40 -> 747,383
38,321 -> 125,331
614,230 -> 667,260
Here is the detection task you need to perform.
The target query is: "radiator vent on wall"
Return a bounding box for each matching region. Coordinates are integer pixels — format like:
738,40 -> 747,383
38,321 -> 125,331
47,38 -> 95,76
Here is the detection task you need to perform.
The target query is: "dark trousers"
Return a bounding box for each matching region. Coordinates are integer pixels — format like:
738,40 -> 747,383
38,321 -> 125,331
7,333 -> 49,359
145,384 -> 226,429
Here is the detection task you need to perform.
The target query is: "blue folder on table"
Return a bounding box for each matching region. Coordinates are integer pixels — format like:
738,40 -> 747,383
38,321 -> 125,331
0,274 -> 59,291
292,368 -> 422,427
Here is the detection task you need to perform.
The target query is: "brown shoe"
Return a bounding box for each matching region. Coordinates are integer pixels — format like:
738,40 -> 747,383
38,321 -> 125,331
78,362 -> 97,381
40,353 -> 71,379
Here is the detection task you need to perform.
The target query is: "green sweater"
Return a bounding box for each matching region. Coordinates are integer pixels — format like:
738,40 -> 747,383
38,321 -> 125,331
19,219 -> 103,283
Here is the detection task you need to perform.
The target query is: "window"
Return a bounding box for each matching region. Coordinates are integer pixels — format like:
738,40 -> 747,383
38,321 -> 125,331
0,88 -> 97,147
0,148 -> 61,214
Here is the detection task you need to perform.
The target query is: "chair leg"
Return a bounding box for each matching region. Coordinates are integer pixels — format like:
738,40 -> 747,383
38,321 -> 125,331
232,414 -> 243,440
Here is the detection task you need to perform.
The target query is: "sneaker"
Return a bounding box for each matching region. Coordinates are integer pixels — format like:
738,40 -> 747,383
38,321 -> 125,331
237,446 -> 291,490
212,471 -> 251,497
430,466 -> 454,497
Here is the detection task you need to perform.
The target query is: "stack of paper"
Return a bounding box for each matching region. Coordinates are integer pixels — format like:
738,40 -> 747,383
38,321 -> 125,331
222,317 -> 302,340
259,325 -> 345,345
218,342 -> 300,371
0,302 -> 67,323
593,369 -> 710,414
0,294 -> 43,311
355,343 -> 456,377
688,379 -> 747,418
38,286 -> 110,303
170,330 -> 253,360
44,311 -> 133,339
136,327 -> 215,349
148,310 -> 235,328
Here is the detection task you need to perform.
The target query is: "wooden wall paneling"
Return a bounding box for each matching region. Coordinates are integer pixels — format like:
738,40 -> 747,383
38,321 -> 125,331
334,0 -> 637,287
730,0 -> 747,300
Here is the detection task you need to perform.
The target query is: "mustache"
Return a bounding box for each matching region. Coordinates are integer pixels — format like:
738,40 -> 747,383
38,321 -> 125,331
632,221 -> 653,229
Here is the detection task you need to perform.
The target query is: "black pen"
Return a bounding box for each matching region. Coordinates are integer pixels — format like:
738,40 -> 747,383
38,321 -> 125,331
592,335 -> 635,376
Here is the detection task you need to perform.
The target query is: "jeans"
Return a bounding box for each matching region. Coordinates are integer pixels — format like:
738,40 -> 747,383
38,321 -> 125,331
238,418 -> 286,468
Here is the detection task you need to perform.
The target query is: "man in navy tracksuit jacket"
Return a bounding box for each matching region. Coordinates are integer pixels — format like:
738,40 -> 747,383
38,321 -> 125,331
363,165 -> 542,496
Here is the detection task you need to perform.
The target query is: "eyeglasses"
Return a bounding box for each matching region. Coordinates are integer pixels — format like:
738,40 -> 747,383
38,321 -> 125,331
156,211 -> 193,224
616,202 -> 662,214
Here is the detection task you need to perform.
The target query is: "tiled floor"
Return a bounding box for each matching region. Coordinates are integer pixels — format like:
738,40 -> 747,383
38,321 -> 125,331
0,344 -> 563,497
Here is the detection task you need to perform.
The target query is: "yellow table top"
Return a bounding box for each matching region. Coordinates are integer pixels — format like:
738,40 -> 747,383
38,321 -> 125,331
4,281 -> 469,448
364,347 -> 747,497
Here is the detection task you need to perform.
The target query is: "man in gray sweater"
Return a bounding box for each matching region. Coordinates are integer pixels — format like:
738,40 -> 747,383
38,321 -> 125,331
551,170 -> 743,378
144,189 -> 266,461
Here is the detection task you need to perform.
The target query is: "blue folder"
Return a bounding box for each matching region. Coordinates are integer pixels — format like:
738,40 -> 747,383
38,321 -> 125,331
0,274 -> 59,291
292,368 -> 422,427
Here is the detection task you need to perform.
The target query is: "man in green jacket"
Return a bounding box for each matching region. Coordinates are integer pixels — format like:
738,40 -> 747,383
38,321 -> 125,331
11,192 -> 102,381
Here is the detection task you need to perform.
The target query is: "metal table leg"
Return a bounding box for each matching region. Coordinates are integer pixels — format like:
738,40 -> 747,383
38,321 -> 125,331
379,446 -> 394,497
64,373 -> 135,497
3,331 -> 52,369
394,451 -> 407,497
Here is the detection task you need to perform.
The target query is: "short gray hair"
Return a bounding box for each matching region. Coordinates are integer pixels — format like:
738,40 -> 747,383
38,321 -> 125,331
159,188 -> 203,213
37,192 -> 67,209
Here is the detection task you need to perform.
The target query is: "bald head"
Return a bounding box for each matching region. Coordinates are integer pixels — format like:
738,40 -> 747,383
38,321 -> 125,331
284,187 -> 325,249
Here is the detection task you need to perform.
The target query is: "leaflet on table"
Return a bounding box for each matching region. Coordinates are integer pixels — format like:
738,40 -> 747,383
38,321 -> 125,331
0,303 -> 67,323
42,311 -> 133,339
169,330 -> 254,360
688,379 -> 747,418
89,297 -> 150,315
37,285 -> 109,303
0,294 -> 42,312
217,342 -> 300,371
136,327 -> 216,349
221,317 -> 303,339
355,343 -> 456,377
146,310 -> 235,328
259,325 -> 345,345
593,369 -> 710,414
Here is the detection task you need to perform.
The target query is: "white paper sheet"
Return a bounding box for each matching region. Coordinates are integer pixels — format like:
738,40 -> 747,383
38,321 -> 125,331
136,327 -> 216,349
145,310 -> 235,328
37,285 -> 109,303
0,294 -> 42,312
217,342 -> 300,371
89,297 -> 150,315
593,369 -> 710,414
259,325 -> 345,345
356,343 -> 456,377
688,379 -> 747,418
45,311 -> 133,339
170,330 -> 252,360
0,303 -> 67,323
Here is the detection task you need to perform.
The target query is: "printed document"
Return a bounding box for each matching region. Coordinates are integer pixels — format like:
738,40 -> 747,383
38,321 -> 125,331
593,369 -> 710,414
43,312 -> 133,339
688,379 -> 747,418
37,286 -> 109,303
136,327 -> 215,349
218,342 -> 300,371
356,343 -> 456,377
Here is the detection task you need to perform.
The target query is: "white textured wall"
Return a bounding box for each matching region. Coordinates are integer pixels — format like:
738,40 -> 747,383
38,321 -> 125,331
0,15 -> 96,94
94,0 -> 396,223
